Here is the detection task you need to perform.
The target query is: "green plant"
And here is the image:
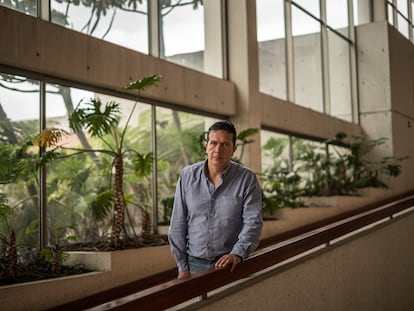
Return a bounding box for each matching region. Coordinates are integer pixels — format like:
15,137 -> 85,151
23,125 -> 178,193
34,75 -> 162,247
296,134 -> 407,197
261,168 -> 305,216
161,196 -> 174,225
260,133 -> 407,215
40,226 -> 76,274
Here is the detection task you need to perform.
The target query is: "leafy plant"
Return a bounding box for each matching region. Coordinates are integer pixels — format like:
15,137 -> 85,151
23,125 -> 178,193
262,169 -> 305,216
260,133 -> 407,216
40,226 -> 76,274
295,134 -> 407,197
34,75 -> 162,248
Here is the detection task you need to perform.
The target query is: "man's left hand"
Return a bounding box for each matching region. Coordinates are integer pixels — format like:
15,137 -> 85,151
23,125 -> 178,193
215,254 -> 241,272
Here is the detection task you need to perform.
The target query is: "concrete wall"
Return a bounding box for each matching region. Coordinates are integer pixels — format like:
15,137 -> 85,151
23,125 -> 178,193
188,211 -> 414,311
357,21 -> 414,194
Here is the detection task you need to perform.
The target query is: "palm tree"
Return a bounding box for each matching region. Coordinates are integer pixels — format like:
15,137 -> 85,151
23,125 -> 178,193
35,75 -> 161,247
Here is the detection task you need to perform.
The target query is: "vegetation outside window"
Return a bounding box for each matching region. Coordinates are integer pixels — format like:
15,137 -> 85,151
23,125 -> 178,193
158,0 -> 224,77
155,107 -> 218,225
0,73 -> 40,247
0,0 -> 37,16
50,0 -> 149,53
44,87 -> 154,246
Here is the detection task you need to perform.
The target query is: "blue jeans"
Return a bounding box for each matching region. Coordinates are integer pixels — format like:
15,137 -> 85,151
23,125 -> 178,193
188,255 -> 220,273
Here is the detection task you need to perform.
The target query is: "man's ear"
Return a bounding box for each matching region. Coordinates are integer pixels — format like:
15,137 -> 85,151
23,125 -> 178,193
232,145 -> 237,154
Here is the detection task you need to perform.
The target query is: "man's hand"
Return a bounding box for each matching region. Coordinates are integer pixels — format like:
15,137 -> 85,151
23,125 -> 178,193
215,254 -> 241,272
177,270 -> 190,279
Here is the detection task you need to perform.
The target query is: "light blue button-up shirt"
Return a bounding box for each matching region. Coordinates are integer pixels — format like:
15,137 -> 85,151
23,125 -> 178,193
168,160 -> 263,272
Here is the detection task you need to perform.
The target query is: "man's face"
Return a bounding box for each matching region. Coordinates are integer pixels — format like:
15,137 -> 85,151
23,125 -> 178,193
205,130 -> 237,168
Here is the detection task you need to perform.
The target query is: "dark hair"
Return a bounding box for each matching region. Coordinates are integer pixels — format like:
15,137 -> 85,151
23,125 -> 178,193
207,120 -> 237,146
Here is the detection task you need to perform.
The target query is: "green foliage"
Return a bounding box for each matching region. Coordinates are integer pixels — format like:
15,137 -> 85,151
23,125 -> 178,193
262,169 -> 305,215
90,188 -> 114,221
132,152 -> 153,178
261,134 -> 407,214
161,196 -> 174,224
69,99 -> 120,138
40,226 -> 76,273
296,135 -> 407,196
0,140 -> 37,184
31,75 -> 162,246
0,193 -> 12,218
123,75 -> 162,92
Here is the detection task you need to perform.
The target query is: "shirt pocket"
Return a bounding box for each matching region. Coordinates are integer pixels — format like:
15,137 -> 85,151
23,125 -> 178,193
217,196 -> 243,219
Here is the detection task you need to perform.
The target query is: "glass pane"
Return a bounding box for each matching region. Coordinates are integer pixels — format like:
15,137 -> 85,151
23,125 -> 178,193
388,3 -> 394,25
0,73 -> 40,248
155,107 -> 218,225
261,130 -> 290,173
396,0 -> 409,38
327,31 -> 352,122
0,0 -> 37,16
292,0 -> 320,19
326,0 -> 349,35
45,85 -> 153,246
353,0 -> 359,25
292,6 -> 323,111
50,0 -> 149,53
257,0 -> 287,99
397,0 -> 408,15
292,138 -> 326,195
159,0 -> 205,73
261,130 -> 303,211
397,13 -> 410,39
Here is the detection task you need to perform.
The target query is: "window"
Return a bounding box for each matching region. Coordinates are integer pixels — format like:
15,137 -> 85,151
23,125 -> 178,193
387,0 -> 414,42
292,4 -> 323,111
158,0 -> 224,77
50,0 -> 149,53
155,107 -> 218,224
326,0 -> 349,37
256,1 -> 355,122
0,0 -> 37,16
256,0 -> 287,100
327,30 -> 352,121
44,85 -> 153,245
0,73 -> 40,246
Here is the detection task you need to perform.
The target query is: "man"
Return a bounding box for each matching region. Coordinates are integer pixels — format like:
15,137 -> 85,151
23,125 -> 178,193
168,120 -> 263,279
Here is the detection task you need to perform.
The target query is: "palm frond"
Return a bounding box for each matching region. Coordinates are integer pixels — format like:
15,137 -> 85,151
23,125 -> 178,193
123,75 -> 162,93
69,98 -> 120,137
90,188 -> 114,221
132,152 -> 153,178
237,128 -> 259,143
34,128 -> 67,148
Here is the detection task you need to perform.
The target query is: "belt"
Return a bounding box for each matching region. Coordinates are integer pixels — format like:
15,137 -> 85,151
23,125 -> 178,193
188,254 -> 224,262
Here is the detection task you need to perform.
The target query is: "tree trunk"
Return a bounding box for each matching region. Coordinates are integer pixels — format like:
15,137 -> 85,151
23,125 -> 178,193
141,211 -> 152,242
111,155 -> 125,247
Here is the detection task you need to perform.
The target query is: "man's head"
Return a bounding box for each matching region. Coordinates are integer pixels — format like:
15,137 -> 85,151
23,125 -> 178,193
207,120 -> 237,146
205,121 -> 237,170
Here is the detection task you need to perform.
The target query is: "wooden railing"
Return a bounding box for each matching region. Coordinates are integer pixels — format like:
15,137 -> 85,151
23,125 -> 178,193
49,191 -> 414,311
